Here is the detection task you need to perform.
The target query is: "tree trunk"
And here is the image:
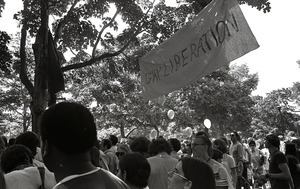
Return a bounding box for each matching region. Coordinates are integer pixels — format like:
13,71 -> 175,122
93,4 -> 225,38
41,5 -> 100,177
31,0 -> 50,134
120,124 -> 125,138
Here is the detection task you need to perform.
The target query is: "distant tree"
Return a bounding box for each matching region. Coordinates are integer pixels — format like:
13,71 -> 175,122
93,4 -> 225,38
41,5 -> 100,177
0,33 -> 32,135
182,64 -> 258,136
251,88 -> 300,137
0,31 -> 12,74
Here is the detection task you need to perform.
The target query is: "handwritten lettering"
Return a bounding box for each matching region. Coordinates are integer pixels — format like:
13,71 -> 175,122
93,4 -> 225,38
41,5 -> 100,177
144,13 -> 239,84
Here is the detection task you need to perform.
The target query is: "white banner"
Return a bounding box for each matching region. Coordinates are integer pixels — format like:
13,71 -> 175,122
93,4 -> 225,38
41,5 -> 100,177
139,0 -> 259,100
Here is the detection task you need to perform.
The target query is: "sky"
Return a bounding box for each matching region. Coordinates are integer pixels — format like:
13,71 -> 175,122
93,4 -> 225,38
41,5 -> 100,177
1,0 -> 300,97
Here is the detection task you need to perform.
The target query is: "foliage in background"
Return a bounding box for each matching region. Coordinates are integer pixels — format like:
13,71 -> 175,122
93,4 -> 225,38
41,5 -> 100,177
2,0 -> 299,140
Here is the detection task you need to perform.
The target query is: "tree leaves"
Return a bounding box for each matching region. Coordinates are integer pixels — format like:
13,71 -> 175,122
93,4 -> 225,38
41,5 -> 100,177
0,31 -> 12,74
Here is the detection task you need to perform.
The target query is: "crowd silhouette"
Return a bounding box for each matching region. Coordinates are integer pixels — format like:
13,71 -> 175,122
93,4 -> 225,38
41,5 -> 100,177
0,101 -> 299,189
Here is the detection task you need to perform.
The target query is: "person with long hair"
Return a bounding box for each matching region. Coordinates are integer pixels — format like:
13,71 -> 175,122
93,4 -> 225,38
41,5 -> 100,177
168,157 -> 215,189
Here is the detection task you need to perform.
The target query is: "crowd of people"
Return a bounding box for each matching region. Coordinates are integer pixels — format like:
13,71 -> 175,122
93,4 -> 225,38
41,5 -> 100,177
0,101 -> 299,189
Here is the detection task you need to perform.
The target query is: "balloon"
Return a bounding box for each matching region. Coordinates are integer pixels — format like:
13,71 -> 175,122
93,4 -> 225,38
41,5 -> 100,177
167,110 -> 175,119
204,119 -> 211,129
185,127 -> 193,137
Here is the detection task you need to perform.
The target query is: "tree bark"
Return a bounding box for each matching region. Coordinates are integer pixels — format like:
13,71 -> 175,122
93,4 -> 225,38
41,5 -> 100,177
31,0 -> 50,134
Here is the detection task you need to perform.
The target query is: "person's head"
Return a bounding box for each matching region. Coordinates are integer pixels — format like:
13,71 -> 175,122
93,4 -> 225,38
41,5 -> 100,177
117,152 -> 150,188
116,144 -> 131,159
168,138 -> 181,152
148,137 -> 172,156
129,136 -> 151,158
220,136 -> 229,146
230,131 -> 240,143
211,148 -> 223,163
265,134 -> 280,149
39,102 -> 97,172
192,135 -> 211,159
15,131 -> 40,156
285,142 -> 297,157
212,138 -> 228,154
101,139 -> 112,151
109,135 -> 118,146
195,131 -> 209,138
248,140 -> 256,150
1,144 -> 33,173
168,157 -> 215,189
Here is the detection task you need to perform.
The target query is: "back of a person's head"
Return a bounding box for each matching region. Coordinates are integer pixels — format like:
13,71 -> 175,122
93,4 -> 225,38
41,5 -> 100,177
168,138 -> 181,152
211,148 -> 223,161
109,135 -> 118,146
1,144 -> 33,173
266,134 -> 280,149
285,142 -> 297,157
15,131 -> 40,156
195,130 -> 209,138
213,138 -> 227,154
118,152 -> 150,188
148,137 -> 172,156
129,136 -> 150,154
102,139 -> 112,149
181,157 -> 215,189
40,102 -> 97,155
220,136 -> 228,146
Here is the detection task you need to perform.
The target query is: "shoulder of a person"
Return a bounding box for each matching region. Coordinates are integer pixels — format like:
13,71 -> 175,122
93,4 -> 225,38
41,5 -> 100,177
274,150 -> 285,156
95,169 -> 129,188
224,154 -> 235,163
5,167 -> 40,188
6,166 -> 39,177
211,159 -> 228,175
105,150 -> 115,156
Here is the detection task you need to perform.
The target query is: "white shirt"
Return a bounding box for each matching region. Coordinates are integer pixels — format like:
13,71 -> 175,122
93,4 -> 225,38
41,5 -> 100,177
5,166 -> 56,189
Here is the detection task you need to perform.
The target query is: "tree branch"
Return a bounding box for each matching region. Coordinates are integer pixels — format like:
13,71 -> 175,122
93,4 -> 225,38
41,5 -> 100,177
61,1 -> 155,72
92,8 -> 121,58
20,0 -> 34,97
53,0 -> 79,44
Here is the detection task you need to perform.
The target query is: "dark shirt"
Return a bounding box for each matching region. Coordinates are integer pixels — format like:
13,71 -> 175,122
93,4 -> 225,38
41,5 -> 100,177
297,150 -> 300,162
286,154 -> 300,189
269,150 -> 289,189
